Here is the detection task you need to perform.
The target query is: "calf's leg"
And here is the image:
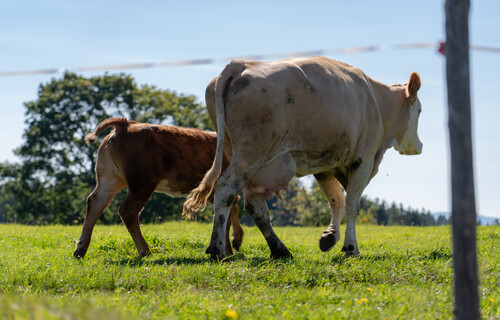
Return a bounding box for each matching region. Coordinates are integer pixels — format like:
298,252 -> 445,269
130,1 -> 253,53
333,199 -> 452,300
223,201 -> 245,256
74,174 -> 125,258
224,206 -> 234,256
229,201 -> 244,251
118,185 -> 156,257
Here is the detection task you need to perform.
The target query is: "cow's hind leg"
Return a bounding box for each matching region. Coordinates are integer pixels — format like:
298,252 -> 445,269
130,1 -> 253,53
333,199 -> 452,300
206,184 -> 238,260
206,166 -> 246,260
74,174 -> 125,259
118,184 -> 156,257
245,194 -> 292,259
314,172 -> 346,252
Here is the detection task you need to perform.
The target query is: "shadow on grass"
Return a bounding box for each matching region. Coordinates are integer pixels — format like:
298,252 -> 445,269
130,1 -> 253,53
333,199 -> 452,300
330,248 -> 452,264
242,255 -> 295,267
104,250 -> 296,268
425,249 -> 453,260
110,256 -> 211,267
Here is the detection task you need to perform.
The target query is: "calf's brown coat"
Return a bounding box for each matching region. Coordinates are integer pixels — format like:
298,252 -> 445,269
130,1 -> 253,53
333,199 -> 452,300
74,118 -> 243,258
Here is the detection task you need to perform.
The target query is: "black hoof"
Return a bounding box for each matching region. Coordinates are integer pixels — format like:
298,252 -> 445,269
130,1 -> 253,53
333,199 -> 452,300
271,247 -> 293,260
232,238 -> 242,251
341,244 -> 360,257
205,245 -> 220,255
73,248 -> 87,259
207,245 -> 226,261
210,253 -> 220,261
319,231 -> 336,252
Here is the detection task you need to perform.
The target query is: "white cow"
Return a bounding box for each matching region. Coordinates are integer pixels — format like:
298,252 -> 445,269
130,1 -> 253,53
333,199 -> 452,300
184,56 -> 422,260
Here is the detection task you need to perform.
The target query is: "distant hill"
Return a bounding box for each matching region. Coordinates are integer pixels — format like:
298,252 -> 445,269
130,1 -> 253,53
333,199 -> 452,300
432,212 -> 500,226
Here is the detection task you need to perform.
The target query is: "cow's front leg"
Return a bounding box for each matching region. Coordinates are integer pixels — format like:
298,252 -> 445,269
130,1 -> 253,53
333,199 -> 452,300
245,194 -> 292,259
314,172 -> 345,252
206,173 -> 240,261
342,157 -> 374,256
342,200 -> 361,256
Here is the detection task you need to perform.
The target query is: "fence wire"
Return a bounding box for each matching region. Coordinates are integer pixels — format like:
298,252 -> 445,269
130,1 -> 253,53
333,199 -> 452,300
1,42 -> 498,77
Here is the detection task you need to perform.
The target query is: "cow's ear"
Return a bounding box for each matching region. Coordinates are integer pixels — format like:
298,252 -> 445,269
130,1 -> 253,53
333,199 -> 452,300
406,71 -> 421,102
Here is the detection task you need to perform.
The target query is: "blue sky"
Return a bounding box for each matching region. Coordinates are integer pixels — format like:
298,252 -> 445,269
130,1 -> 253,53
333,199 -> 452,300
1,1 -> 499,218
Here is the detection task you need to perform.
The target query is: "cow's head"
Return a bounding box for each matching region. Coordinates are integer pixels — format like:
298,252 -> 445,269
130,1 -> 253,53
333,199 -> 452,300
394,72 -> 423,155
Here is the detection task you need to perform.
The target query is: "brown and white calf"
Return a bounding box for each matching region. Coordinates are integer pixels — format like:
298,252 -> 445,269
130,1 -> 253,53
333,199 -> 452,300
184,56 -> 422,260
73,118 -> 243,259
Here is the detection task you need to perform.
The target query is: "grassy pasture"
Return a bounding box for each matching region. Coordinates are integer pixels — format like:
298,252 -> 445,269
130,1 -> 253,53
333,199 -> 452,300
0,222 -> 498,319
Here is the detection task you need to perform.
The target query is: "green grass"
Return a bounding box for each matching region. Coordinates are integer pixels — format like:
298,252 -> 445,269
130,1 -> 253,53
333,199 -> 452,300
0,222 -> 498,319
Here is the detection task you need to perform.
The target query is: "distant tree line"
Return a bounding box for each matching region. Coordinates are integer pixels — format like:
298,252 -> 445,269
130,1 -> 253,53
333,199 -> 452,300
1,72 -> 494,227
258,178 -> 453,227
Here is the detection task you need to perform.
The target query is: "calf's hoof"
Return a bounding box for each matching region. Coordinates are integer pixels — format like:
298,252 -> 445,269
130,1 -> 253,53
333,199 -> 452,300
319,230 -> 337,252
138,249 -> 151,257
225,246 -> 234,257
341,244 -> 360,257
232,238 -> 243,251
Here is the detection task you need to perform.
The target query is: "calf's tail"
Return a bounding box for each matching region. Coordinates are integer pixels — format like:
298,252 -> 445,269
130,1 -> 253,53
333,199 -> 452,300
182,61 -> 245,219
85,118 -> 131,144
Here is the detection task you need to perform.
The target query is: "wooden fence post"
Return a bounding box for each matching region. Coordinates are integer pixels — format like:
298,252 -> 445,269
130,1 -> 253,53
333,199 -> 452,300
444,0 -> 480,319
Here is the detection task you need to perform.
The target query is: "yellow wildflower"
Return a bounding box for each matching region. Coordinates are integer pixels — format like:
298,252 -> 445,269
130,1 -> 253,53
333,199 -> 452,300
225,309 -> 238,319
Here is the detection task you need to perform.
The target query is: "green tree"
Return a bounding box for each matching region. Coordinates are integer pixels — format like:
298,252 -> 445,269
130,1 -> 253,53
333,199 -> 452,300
358,196 -> 377,225
267,178 -> 305,226
0,72 -> 211,224
296,180 -> 333,227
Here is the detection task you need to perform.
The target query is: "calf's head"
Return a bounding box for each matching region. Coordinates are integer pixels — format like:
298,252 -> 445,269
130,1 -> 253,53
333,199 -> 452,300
394,71 -> 423,155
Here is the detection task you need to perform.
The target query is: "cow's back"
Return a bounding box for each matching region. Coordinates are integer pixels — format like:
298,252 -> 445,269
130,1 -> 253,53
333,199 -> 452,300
218,57 -> 383,171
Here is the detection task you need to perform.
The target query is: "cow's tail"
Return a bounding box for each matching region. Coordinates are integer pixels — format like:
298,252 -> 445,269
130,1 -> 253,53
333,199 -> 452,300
183,61 -> 245,219
84,118 -> 131,144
